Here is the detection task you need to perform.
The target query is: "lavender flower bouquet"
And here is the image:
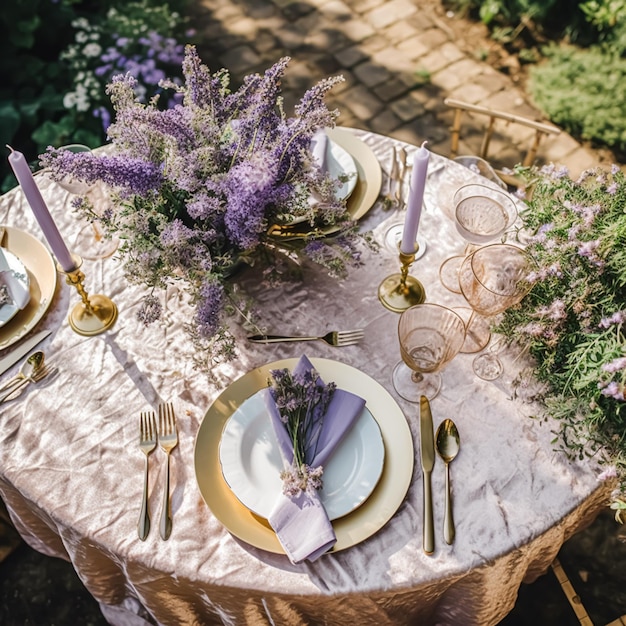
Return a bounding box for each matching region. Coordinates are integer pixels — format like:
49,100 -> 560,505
41,45 -> 367,364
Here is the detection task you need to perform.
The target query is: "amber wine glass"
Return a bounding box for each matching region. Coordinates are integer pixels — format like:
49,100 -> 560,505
458,243 -> 534,379
393,303 -> 466,401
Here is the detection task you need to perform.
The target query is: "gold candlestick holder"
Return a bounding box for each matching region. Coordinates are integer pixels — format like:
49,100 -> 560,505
57,254 -> 118,336
378,244 -> 426,312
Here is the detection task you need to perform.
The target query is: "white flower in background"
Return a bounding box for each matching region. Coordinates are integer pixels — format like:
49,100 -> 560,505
74,84 -> 91,112
83,43 -> 102,57
76,31 -> 89,43
63,91 -> 78,109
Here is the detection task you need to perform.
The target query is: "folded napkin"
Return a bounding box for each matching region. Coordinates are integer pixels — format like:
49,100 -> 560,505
263,355 -> 366,563
310,130 -> 329,172
0,249 -> 30,310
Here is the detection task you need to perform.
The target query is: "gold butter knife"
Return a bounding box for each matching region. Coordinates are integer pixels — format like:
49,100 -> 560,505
420,395 -> 435,555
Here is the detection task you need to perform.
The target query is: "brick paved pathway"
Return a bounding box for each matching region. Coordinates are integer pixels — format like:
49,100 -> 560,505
192,0 -> 600,177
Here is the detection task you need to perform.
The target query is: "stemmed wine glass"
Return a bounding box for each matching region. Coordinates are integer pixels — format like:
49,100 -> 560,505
393,303 -> 466,401
457,243 -> 534,380
439,183 -> 518,293
51,144 -> 118,261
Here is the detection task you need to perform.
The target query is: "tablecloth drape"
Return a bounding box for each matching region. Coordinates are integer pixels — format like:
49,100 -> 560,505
0,130 -> 611,626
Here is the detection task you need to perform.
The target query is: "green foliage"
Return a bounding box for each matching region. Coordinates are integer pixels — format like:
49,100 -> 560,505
0,0 -> 77,190
580,0 -> 626,30
581,0 -> 626,54
446,1 -> 626,154
529,44 -> 626,153
445,0 -> 591,39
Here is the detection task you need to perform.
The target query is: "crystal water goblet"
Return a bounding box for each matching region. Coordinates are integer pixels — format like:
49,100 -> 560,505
51,144 -> 118,261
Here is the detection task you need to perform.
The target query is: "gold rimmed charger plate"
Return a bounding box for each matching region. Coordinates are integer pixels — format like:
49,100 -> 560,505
268,128 -> 383,240
0,226 -> 57,350
194,357 -> 414,554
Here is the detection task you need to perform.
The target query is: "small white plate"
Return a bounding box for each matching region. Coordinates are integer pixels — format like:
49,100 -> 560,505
219,390 -> 385,521
0,248 -> 30,327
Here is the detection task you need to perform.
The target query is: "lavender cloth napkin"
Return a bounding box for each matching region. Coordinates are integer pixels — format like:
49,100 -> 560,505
262,355 -> 366,563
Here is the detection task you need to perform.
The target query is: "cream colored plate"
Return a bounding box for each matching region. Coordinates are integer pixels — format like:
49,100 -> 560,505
269,129 -> 382,239
194,357 -> 414,554
326,128 -> 382,224
0,226 -> 57,350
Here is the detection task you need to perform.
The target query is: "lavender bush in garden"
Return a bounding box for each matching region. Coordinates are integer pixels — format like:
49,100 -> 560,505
41,45 -> 368,368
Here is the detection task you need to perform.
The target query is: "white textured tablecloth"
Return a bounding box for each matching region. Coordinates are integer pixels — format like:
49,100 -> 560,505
0,130 -> 611,626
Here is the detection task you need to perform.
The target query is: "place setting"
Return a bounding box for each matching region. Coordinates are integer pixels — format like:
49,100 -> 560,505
194,355 -> 414,559
0,224 -> 57,352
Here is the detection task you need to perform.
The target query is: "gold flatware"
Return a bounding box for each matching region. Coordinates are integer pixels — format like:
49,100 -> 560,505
436,419 -> 460,545
247,329 -> 364,347
0,330 -> 52,377
0,226 -> 5,245
395,147 -> 408,206
0,362 -> 53,403
420,395 -> 435,555
0,350 -> 45,394
158,402 -> 178,540
137,411 -> 157,541
382,146 -> 399,210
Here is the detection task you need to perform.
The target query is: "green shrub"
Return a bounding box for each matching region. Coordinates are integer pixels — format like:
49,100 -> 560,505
445,0 -> 592,42
529,44 -> 626,154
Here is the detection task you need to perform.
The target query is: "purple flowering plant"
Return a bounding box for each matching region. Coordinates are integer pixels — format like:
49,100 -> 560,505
269,367 -> 336,496
496,163 -> 626,508
41,45 -> 365,363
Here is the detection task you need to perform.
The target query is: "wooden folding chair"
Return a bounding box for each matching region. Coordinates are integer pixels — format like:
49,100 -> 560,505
551,557 -> 626,626
444,97 -> 561,184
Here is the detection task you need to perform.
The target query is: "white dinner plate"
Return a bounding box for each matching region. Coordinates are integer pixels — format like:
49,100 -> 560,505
219,390 -> 385,520
194,357 -> 414,555
0,226 -> 57,350
276,136 -> 359,227
0,248 -> 30,327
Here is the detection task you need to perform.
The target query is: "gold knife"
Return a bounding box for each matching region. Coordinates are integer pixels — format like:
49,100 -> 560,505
420,395 -> 435,555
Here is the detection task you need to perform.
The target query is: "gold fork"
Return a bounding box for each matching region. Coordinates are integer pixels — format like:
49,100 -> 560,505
247,329 -> 364,347
158,402 -> 178,540
137,411 -> 157,541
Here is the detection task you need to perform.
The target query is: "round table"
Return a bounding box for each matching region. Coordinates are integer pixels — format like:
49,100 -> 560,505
0,129 -> 610,626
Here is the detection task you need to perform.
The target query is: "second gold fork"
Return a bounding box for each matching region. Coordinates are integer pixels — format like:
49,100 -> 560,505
158,402 -> 178,540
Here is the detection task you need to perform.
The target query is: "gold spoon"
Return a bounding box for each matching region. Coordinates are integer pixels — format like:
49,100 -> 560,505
435,419 -> 460,545
0,351 -> 46,394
